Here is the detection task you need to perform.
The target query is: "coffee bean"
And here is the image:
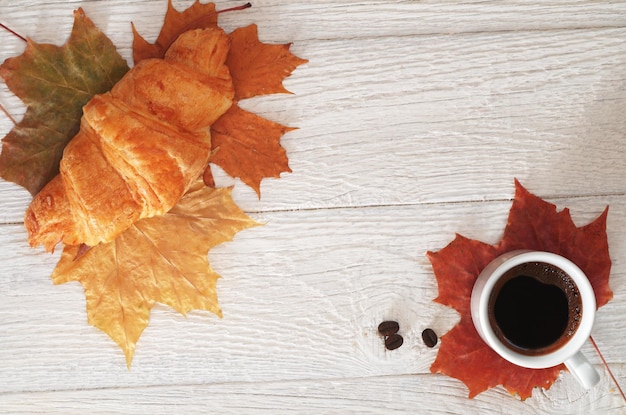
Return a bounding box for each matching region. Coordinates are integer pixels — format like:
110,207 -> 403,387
378,320 -> 400,336
385,333 -> 404,350
422,328 -> 438,348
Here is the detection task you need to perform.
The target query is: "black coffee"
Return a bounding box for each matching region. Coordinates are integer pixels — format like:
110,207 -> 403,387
488,261 -> 582,356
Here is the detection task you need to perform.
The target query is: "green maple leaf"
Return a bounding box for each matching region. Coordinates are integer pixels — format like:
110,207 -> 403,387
0,8 -> 129,195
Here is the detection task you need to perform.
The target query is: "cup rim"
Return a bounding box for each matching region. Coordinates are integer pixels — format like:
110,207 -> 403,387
471,250 -> 596,369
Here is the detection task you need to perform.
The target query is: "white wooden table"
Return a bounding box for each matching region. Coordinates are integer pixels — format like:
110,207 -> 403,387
1,1 -> 625,413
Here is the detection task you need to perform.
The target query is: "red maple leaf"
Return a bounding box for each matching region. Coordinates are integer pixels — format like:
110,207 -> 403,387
426,179 -> 613,399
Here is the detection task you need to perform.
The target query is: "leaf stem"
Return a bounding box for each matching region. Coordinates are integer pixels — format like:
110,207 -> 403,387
0,103 -> 17,126
220,3 -> 252,13
0,23 -> 26,42
590,335 -> 626,403
179,2 -> 252,33
1,23 -> 27,126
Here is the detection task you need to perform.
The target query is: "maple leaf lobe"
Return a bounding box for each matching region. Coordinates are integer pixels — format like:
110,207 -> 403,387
132,0 -> 218,63
498,179 -> 613,307
427,234 -> 500,315
0,8 -> 129,195
210,105 -> 294,197
227,24 -> 309,100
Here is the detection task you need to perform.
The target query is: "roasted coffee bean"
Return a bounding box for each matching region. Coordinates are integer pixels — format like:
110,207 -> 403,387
378,320 -> 400,336
385,333 -> 404,350
422,328 -> 438,348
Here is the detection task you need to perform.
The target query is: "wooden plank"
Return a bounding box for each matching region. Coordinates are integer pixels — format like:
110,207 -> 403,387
0,370 -> 624,414
1,1 -> 625,413
1,196 -> 623,397
1,25 -> 625,221
1,1 -> 626,45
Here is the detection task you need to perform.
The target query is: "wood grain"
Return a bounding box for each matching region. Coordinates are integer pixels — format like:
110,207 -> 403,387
2,5 -> 625,219
1,197 -> 625,411
0,0 -> 625,413
0,371 -> 624,414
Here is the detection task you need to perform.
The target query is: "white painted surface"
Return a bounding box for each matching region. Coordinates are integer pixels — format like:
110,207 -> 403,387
0,1 -> 624,413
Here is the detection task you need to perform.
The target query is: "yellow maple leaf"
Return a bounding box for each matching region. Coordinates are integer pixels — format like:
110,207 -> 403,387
51,180 -> 259,366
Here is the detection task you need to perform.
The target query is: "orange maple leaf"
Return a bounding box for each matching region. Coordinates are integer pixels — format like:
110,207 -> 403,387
51,181 -> 258,366
426,179 -> 613,399
210,105 -> 294,195
227,23 -> 308,100
132,3 -> 307,196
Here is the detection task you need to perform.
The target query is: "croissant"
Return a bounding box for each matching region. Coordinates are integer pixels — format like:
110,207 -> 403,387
24,27 -> 235,252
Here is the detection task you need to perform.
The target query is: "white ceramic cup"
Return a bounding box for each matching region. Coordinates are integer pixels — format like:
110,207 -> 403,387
471,250 -> 600,389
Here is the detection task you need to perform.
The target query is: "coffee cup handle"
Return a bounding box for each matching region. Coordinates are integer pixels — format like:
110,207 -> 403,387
564,351 -> 600,389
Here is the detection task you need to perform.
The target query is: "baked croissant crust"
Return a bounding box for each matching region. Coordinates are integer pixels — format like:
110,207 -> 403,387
24,27 -> 234,251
